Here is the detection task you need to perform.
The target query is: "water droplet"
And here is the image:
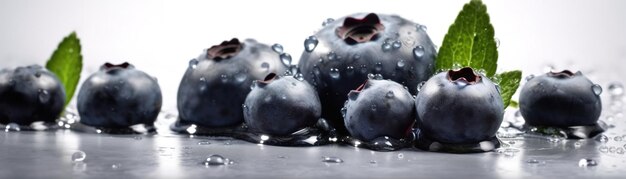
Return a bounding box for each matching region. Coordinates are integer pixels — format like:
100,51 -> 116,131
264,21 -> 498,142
111,164 -> 121,169
614,136 -> 623,142
203,154 -> 229,166
417,81 -> 426,92
396,60 -> 406,68
294,73 -> 304,81
595,135 -> 609,143
199,77 -> 206,82
280,53 -> 292,66
71,151 -> 86,162
189,59 -> 199,69
416,24 -> 427,31
526,159 -> 540,164
322,156 -> 343,163
392,41 -> 402,49
495,38 -> 500,48
346,66 -> 355,75
367,73 -> 376,79
369,160 -> 377,164
34,72 -> 41,78
397,153 -> 404,159
386,91 -> 394,98
38,89 -> 50,103
375,74 -> 383,80
381,42 -> 392,52
525,74 -> 535,81
4,123 -> 21,132
198,141 -> 211,145
608,82 -> 624,96
360,65 -> 368,74
261,62 -> 270,71
329,68 -> 340,79
370,104 -> 377,111
327,52 -> 337,61
353,54 -> 361,60
250,81 -> 258,90
374,62 -> 383,72
220,74 -> 229,83
340,107 -> 347,117
234,73 -> 247,83
321,18 -> 335,26
617,147 -> 625,154
591,84 -> 603,95
271,44 -> 284,53
578,158 -> 598,167
304,36 -> 318,52
599,145 -> 609,153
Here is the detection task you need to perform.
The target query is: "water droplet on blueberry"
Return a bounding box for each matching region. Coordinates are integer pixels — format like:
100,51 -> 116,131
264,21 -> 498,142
386,91 -> 394,98
272,44 -> 284,53
591,84 -> 603,95
304,36 -> 319,52
189,59 -> 199,69
392,40 -> 402,49
329,68 -> 340,79
38,89 -> 50,103
280,53 -> 292,66
578,158 -> 597,167
321,18 -> 335,26
322,156 -> 343,163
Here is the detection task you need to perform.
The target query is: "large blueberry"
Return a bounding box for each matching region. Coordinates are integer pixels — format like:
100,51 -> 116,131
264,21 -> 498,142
519,70 -> 601,127
298,13 -> 436,134
77,62 -> 162,128
243,73 -> 321,136
0,65 -> 65,125
415,67 -> 503,144
177,38 -> 287,128
343,76 -> 415,141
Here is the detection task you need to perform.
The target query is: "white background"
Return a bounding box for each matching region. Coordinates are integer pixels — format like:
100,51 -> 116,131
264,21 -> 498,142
1,0 -> 625,110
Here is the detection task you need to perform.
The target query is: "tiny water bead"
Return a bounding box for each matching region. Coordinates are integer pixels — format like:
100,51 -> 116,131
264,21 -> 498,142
197,141 -> 211,145
203,154 -> 229,166
578,158 -> 598,167
386,91 -> 395,98
526,159 -> 540,164
294,73 -> 304,81
304,36 -> 319,52
329,68 -> 340,79
608,82 -> 624,96
189,59 -> 199,69
71,151 -> 86,162
397,153 -> 404,159
416,24 -> 427,31
271,44 -> 284,53
381,42 -> 392,52
391,41 -> 402,49
4,123 -> 20,132
525,74 -> 535,81
38,89 -> 50,103
595,135 -> 609,143
327,52 -> 337,61
413,46 -> 425,59
599,146 -> 609,153
321,18 -> 335,26
280,53 -> 292,66
234,73 -> 247,83
322,156 -> 344,163
591,84 -> 603,95
396,60 -> 406,68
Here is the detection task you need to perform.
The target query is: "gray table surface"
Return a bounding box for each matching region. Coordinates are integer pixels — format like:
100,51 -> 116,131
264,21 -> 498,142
1,113 -> 626,179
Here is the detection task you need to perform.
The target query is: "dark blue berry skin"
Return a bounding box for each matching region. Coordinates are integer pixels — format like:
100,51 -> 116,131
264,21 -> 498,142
343,78 -> 415,141
77,62 -> 162,128
298,13 -> 436,134
243,73 -> 321,136
177,38 -> 287,128
0,65 -> 65,125
519,70 -> 601,127
415,67 -> 503,144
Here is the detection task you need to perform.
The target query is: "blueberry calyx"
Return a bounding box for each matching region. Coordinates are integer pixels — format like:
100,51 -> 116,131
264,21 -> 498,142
256,73 -> 279,88
546,70 -> 576,79
207,38 -> 243,61
447,67 -> 481,84
336,13 -> 385,45
102,62 -> 133,71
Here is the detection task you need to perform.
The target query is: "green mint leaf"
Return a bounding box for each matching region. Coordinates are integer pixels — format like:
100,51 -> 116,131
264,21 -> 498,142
509,100 -> 519,108
494,70 -> 522,108
45,32 -> 83,108
436,0 -> 498,77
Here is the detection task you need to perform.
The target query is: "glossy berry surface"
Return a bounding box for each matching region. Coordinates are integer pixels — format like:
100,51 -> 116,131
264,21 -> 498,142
519,70 -> 601,127
177,38 -> 287,127
243,73 -> 321,136
415,67 -> 503,144
77,62 -> 162,128
0,65 -> 65,125
343,76 -> 415,141
298,13 -> 436,134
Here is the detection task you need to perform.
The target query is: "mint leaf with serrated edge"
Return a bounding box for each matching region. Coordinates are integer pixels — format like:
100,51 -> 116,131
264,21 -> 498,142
45,32 -> 83,109
437,0 -> 521,107
494,70 -> 521,108
437,0 -> 497,77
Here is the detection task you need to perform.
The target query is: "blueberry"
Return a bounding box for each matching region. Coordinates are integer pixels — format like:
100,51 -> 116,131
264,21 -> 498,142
177,38 -> 287,127
519,70 -> 601,127
298,13 -> 436,134
415,67 -> 503,144
243,73 -> 321,136
77,62 -> 162,128
343,76 -> 415,141
0,65 -> 65,125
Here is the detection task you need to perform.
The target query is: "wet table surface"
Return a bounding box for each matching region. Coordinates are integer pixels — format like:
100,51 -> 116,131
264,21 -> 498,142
1,119 -> 626,179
